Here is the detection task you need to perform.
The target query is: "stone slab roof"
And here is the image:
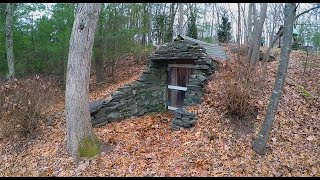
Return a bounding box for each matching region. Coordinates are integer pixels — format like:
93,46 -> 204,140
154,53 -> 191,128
179,35 -> 228,61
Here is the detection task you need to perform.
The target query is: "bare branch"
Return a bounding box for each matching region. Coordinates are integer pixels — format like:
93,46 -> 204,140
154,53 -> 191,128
295,4 -> 320,20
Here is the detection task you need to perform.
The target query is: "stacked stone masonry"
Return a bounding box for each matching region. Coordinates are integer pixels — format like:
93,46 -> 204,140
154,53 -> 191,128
90,38 -> 218,129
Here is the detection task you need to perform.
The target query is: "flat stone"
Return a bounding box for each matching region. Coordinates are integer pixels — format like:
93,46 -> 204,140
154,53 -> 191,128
182,117 -> 191,122
171,124 -> 182,131
92,117 -> 108,126
195,65 -> 210,70
106,112 -> 122,121
196,74 -> 207,82
172,118 -> 190,128
175,108 -> 185,115
187,85 -> 202,91
112,91 -> 122,97
89,100 -> 104,113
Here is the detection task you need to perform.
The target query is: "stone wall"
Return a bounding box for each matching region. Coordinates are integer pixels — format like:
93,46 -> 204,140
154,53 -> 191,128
171,48 -> 218,130
90,38 -> 218,129
91,61 -> 167,127
184,55 -> 217,105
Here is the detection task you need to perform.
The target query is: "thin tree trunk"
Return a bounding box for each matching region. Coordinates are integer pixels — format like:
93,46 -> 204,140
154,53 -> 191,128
95,3 -> 106,84
210,4 -> 215,41
141,3 -> 148,45
165,3 -> 176,42
241,4 -> 247,44
148,3 -> 153,45
31,14 -> 36,74
252,3 -> 296,155
179,3 -> 184,35
263,4 -> 278,64
216,5 -> 220,43
6,3 -> 14,79
65,3 -> 102,160
237,3 -> 241,62
263,4 -> 320,62
247,3 -> 253,56
249,3 -> 268,66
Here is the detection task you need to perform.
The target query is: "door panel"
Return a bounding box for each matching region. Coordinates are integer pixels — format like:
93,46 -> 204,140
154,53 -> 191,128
167,62 -> 194,109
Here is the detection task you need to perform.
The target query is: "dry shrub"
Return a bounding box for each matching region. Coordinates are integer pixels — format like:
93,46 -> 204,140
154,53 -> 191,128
229,44 -> 248,56
221,58 -> 259,119
0,76 -> 59,140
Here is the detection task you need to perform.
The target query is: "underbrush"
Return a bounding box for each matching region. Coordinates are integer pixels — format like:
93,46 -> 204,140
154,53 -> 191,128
219,58 -> 262,120
0,76 -> 60,141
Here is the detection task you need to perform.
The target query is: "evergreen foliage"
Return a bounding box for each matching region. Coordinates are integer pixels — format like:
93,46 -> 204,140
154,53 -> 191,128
217,14 -> 231,43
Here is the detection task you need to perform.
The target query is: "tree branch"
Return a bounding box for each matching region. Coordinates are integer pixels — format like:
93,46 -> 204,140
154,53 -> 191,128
295,4 -> 320,20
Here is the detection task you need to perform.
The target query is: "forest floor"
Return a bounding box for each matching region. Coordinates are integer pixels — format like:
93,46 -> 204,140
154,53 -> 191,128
0,47 -> 319,177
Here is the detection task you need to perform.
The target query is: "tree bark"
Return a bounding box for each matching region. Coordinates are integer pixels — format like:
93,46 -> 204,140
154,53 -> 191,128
252,3 -> 296,155
6,3 -> 14,79
237,3 -> 241,62
210,4 -> 215,41
263,4 -> 278,64
249,3 -> 268,66
148,3 -> 153,45
247,3 -> 253,56
263,4 -> 320,62
94,3 -> 106,84
241,4 -> 246,44
65,3 -> 102,160
165,3 -> 176,42
179,3 -> 183,35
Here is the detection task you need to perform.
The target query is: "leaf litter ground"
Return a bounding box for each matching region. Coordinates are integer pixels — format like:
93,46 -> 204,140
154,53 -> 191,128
0,48 -> 319,177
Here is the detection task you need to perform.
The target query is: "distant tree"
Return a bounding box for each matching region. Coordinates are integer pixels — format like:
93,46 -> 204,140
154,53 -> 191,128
237,3 -> 241,62
94,3 -> 106,84
247,3 -> 253,45
6,3 -> 15,79
178,3 -> 183,35
187,4 -> 198,39
312,32 -> 320,49
65,3 -> 102,159
252,3 -> 296,155
247,3 -> 268,65
263,4 -> 320,62
217,13 -> 231,43
164,3 -> 177,42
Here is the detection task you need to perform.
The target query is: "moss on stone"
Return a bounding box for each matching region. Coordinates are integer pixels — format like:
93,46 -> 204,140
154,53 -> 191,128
298,85 -> 314,99
78,135 -> 101,158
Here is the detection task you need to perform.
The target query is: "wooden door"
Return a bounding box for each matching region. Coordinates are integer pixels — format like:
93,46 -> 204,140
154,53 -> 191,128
167,60 -> 194,110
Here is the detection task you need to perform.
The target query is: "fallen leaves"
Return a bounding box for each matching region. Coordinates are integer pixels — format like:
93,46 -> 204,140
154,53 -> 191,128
0,48 -> 319,177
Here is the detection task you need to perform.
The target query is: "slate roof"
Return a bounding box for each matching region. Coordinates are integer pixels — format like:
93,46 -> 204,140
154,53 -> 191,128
179,35 -> 228,61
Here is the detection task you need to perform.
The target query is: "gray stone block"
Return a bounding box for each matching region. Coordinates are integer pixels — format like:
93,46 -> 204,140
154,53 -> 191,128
89,100 -> 104,114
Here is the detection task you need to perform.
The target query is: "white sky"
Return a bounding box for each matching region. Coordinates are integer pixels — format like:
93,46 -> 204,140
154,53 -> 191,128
31,3 -> 317,44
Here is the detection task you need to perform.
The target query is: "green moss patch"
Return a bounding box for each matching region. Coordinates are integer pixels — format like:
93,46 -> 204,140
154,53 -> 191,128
298,85 -> 314,99
78,135 -> 101,158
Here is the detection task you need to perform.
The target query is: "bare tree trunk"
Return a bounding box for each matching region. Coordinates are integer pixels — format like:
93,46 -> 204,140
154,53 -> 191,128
141,3 -> 148,45
263,4 -> 278,63
241,4 -> 247,44
263,4 -> 320,62
237,3 -> 241,62
165,3 -> 176,42
65,3 -> 102,160
253,4 -> 257,27
247,3 -> 253,55
95,4 -> 106,84
252,3 -> 296,155
6,3 -> 14,79
148,3 -> 153,45
216,4 -> 220,43
249,3 -> 268,65
179,3 -> 183,35
210,4 -> 215,41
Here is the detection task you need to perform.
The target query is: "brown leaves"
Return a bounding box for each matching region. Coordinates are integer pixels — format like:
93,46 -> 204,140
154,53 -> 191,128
1,47 -> 319,177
